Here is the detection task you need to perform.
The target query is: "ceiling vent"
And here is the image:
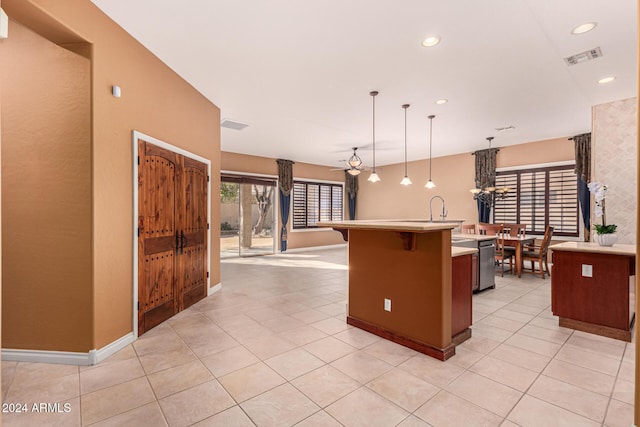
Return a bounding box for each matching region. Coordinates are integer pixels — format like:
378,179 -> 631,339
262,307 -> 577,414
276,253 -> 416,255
220,119 -> 249,130
564,47 -> 603,66
495,125 -> 515,132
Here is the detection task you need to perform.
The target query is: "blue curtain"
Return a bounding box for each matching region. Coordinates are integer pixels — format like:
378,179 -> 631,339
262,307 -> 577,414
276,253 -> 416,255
477,199 -> 491,223
279,190 -> 290,251
573,133 -> 591,240
578,177 -> 590,232
277,159 -> 294,252
348,196 -> 357,220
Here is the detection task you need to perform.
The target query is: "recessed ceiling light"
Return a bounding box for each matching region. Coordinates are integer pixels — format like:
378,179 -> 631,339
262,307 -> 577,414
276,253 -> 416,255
421,36 -> 441,47
597,76 -> 616,84
571,22 -> 597,35
435,99 -> 448,105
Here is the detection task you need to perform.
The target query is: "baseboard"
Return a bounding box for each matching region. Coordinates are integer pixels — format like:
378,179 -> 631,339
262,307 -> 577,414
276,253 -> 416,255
208,282 -> 222,296
281,243 -> 347,253
2,332 -> 135,366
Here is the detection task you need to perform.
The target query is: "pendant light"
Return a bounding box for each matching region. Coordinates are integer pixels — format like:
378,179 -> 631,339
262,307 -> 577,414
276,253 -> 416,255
425,115 -> 436,188
368,91 -> 381,183
347,147 -> 362,175
400,104 -> 412,185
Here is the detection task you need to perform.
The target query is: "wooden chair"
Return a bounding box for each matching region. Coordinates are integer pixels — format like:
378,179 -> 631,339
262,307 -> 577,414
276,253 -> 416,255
477,224 -> 515,276
503,223 -> 527,237
521,226 -> 554,279
461,224 -> 476,234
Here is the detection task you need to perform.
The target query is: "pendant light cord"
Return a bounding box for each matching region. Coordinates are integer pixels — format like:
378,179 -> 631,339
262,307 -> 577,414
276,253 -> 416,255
428,115 -> 434,180
372,93 -> 376,172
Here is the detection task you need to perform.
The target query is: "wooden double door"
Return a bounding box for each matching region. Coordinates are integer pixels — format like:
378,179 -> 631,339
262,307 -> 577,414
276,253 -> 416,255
138,139 -> 208,335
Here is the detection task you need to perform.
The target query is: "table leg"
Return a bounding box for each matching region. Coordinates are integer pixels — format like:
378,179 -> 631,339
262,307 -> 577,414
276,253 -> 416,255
516,241 -> 522,278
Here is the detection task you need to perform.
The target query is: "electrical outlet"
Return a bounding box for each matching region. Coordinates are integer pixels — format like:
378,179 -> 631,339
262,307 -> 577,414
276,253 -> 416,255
384,298 -> 392,312
582,264 -> 593,277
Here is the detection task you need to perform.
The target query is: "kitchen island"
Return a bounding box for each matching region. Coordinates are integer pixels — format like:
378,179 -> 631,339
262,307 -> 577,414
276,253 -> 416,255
318,220 -> 472,361
550,242 -> 636,341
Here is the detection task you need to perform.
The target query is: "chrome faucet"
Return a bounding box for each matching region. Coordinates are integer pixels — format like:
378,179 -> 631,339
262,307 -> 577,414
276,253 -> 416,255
429,196 -> 447,222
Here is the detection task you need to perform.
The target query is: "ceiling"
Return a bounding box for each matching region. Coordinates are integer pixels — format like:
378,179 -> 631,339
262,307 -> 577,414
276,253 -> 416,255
91,0 -> 637,168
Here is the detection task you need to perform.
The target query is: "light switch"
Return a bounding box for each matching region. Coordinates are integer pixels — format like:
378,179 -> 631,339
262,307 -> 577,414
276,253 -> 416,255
581,264 -> 593,277
384,298 -> 392,312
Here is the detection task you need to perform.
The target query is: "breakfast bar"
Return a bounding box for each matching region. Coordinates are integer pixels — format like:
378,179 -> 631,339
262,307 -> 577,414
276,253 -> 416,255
318,220 -> 471,361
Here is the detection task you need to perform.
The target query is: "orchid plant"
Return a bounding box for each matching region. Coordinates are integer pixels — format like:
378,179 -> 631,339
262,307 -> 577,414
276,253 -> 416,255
587,181 -> 617,234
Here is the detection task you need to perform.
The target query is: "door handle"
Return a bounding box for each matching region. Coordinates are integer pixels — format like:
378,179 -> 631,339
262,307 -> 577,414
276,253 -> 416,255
175,231 -> 180,254
180,230 -> 186,254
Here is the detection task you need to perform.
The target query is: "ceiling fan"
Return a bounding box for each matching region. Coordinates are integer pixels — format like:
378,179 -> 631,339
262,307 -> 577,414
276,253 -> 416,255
329,147 -> 368,175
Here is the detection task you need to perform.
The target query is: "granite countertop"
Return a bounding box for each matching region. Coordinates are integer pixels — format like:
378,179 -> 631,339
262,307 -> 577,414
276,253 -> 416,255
550,241 -> 636,256
316,220 -> 458,232
452,247 -> 478,257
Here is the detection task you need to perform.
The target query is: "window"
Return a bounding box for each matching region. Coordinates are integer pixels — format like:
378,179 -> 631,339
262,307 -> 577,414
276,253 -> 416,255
493,164 -> 579,237
292,181 -> 344,229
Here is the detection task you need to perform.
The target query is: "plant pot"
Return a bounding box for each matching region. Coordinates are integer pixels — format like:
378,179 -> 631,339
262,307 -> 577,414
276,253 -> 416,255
595,233 -> 618,247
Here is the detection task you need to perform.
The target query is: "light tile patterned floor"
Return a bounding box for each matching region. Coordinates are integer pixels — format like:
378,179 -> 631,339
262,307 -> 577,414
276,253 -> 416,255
1,247 -> 635,426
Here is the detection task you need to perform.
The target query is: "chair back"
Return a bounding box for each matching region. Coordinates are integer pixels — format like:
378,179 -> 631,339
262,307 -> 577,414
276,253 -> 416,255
478,223 -> 507,255
461,224 -> 476,234
539,226 -> 554,256
503,223 -> 527,237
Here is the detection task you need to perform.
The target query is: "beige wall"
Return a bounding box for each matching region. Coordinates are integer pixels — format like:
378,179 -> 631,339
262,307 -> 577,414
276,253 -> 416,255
1,21 -> 92,351
356,137 -> 575,223
593,97 -> 637,244
221,151 -> 346,249
3,0 -> 220,351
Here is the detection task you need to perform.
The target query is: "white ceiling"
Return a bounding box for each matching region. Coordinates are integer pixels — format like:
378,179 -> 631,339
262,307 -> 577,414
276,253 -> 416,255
91,0 -> 637,168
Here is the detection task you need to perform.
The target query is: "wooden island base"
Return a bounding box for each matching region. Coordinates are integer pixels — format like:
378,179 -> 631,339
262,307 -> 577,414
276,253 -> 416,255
559,315 -> 635,342
347,316 -> 458,361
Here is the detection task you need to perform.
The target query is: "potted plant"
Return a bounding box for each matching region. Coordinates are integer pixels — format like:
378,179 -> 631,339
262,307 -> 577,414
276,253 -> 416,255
587,181 -> 618,246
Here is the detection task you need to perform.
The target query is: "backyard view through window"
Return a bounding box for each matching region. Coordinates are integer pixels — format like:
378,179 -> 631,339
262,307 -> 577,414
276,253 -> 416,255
493,164 -> 579,237
293,181 -> 344,229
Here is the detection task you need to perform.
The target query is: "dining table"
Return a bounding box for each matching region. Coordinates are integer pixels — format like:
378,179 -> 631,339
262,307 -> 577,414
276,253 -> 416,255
501,234 -> 537,278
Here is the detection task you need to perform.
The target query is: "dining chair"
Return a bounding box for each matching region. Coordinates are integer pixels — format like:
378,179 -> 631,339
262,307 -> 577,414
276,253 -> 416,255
461,224 -> 476,234
521,226 -> 554,279
504,223 -> 527,237
477,223 -> 515,276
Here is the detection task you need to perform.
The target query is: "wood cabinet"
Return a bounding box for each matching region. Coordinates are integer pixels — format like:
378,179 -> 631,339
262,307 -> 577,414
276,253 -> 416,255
452,252 -> 474,344
550,242 -> 635,342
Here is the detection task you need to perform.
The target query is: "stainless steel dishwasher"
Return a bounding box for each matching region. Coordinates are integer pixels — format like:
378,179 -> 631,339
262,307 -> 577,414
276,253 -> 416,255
477,239 -> 496,291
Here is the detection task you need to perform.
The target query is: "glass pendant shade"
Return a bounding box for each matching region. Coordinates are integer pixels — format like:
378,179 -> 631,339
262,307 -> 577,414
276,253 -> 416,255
425,179 -> 436,189
368,172 -> 380,183
400,176 -> 412,186
348,168 -> 361,176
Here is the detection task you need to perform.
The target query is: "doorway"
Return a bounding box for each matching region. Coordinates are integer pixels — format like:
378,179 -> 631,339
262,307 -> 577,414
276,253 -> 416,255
136,136 -> 210,336
220,174 -> 276,258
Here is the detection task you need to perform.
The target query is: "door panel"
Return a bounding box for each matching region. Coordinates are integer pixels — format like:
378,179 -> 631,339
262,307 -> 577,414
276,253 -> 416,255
138,139 -> 208,335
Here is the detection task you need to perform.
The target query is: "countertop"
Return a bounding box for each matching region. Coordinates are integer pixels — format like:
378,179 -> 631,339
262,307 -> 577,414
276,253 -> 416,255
550,241 -> 636,256
451,233 -> 497,242
452,247 -> 478,257
316,220 -> 458,232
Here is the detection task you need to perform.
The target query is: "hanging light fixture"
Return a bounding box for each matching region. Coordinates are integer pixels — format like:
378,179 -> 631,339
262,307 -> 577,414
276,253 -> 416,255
400,104 -> 412,186
425,115 -> 436,188
368,91 -> 381,183
470,136 -> 510,206
347,147 -> 362,175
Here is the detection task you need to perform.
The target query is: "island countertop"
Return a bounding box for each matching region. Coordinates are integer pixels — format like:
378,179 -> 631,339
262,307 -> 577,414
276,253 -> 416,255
550,241 -> 635,256
316,220 -> 458,232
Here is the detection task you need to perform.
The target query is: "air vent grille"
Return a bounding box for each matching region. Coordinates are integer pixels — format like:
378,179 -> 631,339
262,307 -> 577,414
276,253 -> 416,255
564,47 -> 603,66
220,119 -> 249,130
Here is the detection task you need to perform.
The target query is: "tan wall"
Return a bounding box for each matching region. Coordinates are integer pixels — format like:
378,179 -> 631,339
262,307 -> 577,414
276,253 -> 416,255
356,137 -> 575,223
3,0 -> 220,350
221,151 -> 346,249
593,97 -> 637,244
1,21 -> 92,351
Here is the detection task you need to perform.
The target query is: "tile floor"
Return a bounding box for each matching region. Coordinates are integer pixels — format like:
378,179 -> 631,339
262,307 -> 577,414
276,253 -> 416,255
1,247 -> 635,426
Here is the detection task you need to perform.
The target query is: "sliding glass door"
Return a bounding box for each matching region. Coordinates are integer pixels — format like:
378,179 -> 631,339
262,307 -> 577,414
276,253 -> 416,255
220,174 -> 276,258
